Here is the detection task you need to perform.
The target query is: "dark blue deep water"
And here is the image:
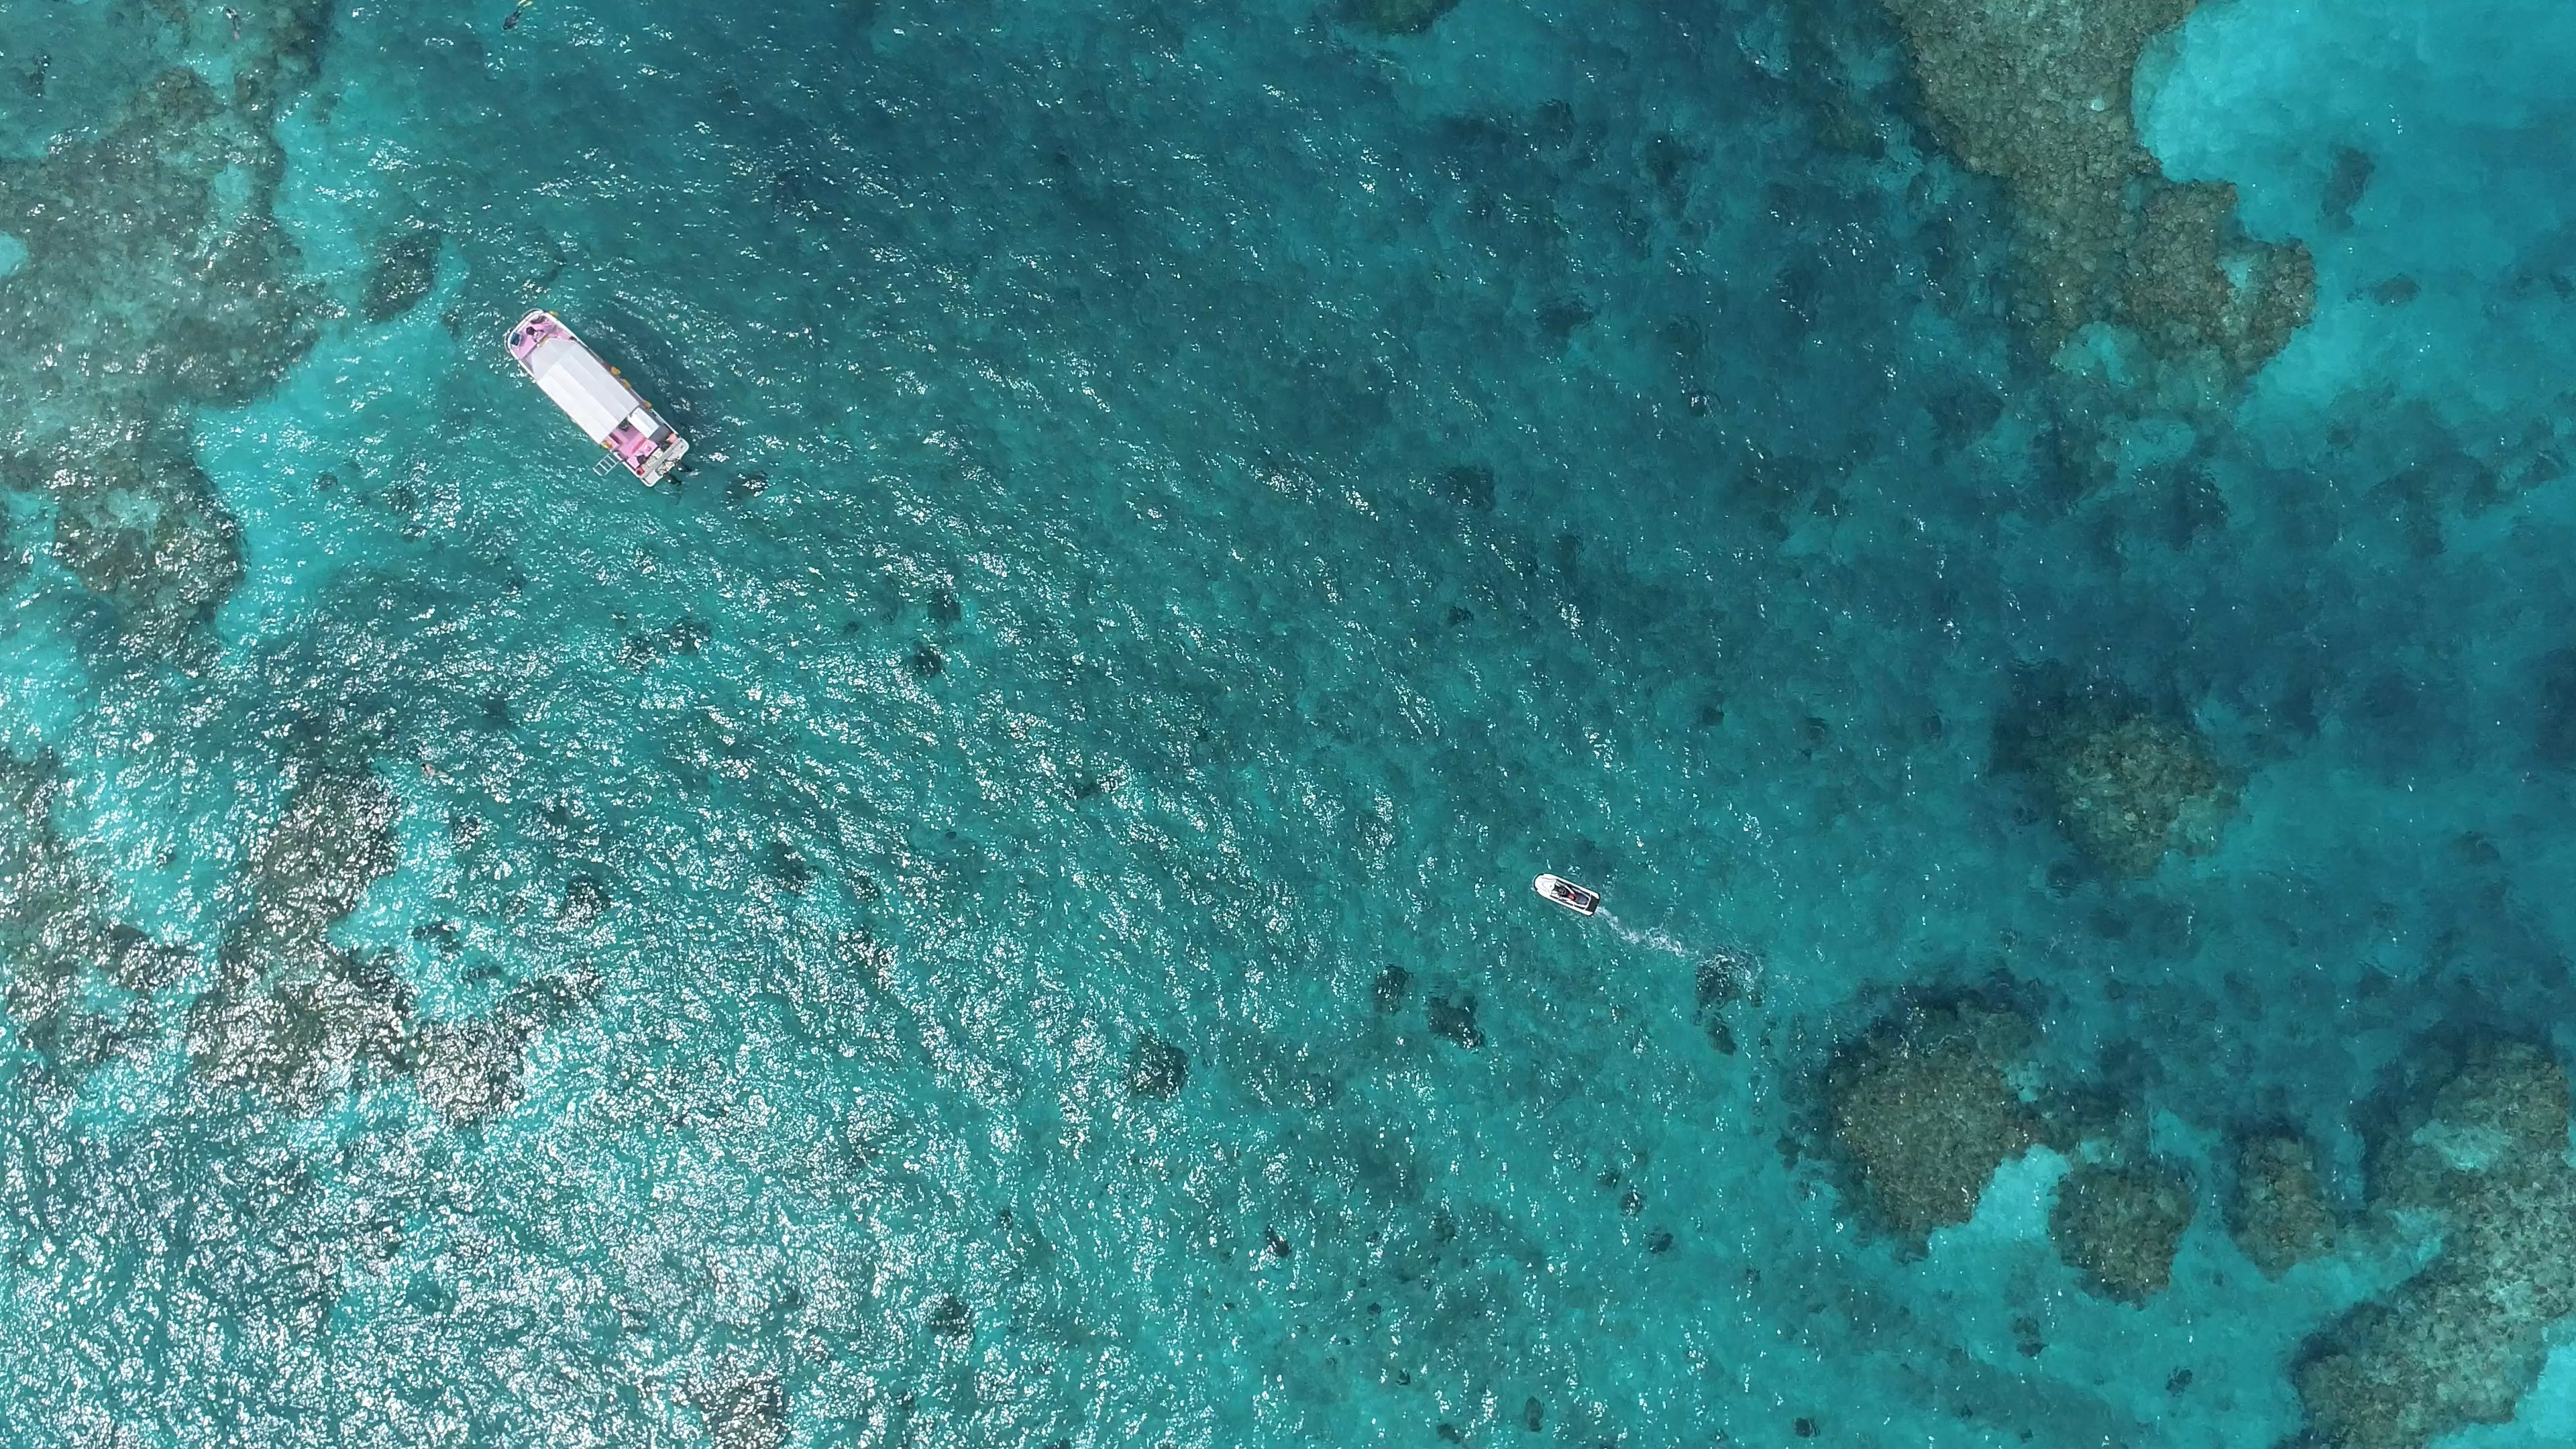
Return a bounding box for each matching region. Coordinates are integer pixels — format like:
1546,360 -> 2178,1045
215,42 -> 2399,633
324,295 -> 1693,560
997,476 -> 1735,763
6,0 -> 2576,1444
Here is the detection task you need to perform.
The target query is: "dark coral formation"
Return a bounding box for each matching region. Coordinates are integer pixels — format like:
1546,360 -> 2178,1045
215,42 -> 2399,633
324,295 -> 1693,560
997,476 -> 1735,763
2229,1130 -> 2337,1277
1126,1032 -> 1188,1099
1995,676 -> 2235,876
2122,180 -> 2317,376
46,439 -> 246,643
188,766 -> 410,1107
1344,0 -> 1461,35
408,973 -> 598,1127
0,746 -> 592,1120
2048,1159 -> 2195,1301
1876,0 -> 2313,374
0,6 -> 331,649
360,224 -> 443,323
0,755 -> 193,1070
2295,1040 -> 2576,1448
1825,1001 -> 2045,1242
184,765 -> 595,1121
686,1371 -> 789,1449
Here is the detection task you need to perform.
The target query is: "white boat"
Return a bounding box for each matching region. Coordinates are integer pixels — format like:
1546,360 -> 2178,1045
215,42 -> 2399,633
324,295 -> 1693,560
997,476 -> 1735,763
1534,873 -> 1600,915
506,309 -> 689,484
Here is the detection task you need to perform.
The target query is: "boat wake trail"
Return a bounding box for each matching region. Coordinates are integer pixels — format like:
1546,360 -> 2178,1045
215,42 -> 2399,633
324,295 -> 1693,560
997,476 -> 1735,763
1595,912 -> 1697,959
1596,913 -> 1764,1006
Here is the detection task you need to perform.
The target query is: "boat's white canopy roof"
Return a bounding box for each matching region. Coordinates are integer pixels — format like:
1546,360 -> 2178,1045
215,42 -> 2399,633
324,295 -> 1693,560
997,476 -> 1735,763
528,335 -> 641,443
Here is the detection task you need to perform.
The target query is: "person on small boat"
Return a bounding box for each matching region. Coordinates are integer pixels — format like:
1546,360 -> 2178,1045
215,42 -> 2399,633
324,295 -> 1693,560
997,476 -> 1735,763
1550,879 -> 1585,906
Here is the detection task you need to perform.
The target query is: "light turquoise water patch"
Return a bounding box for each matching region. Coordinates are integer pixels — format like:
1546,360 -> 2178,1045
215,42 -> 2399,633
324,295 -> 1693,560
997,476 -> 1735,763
5,0 -> 2576,1446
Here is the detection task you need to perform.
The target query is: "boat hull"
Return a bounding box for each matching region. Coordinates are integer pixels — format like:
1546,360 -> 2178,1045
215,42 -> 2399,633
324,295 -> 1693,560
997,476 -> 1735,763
507,309 -> 688,484
1534,873 -> 1601,915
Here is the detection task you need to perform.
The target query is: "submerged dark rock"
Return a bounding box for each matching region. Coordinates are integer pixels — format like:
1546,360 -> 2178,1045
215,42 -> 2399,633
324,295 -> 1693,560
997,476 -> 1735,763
1825,1000 -> 2045,1243
2296,1038 -> 2576,1449
244,767 -> 400,946
0,756 -> 195,1068
44,443 -> 244,651
1994,670 -> 2236,876
2049,1160 -> 2196,1301
407,969 -> 599,1126
1372,965 -> 1411,1012
2229,1130 -> 2338,1277
189,766 -> 413,1110
1875,0 -> 2311,374
0,30 -> 333,650
408,1015 -> 523,1126
360,225 -> 442,323
188,957 -> 408,1106
1344,0 -> 1460,34
1428,995 -> 1483,1049
1126,1033 -> 1188,1099
686,1371 -> 788,1449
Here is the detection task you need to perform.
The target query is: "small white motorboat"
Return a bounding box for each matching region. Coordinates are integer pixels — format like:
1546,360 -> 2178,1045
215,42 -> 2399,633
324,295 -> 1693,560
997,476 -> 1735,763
1534,873 -> 1601,916
506,309 -> 690,484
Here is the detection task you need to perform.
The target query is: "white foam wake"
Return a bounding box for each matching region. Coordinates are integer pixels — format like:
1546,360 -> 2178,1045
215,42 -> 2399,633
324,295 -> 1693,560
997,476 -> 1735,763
1595,912 -> 1695,959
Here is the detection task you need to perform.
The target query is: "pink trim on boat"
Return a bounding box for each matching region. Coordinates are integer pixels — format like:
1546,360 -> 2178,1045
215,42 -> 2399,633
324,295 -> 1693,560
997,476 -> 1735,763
508,311 -> 566,364
608,422 -> 659,467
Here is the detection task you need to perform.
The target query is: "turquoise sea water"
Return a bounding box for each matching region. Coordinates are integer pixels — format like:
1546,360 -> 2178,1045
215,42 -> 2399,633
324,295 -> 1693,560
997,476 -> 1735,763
9,0 -> 2576,1444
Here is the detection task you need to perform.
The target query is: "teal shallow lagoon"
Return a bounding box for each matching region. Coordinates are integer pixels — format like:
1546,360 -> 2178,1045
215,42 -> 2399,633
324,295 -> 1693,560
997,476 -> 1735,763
8,0 -> 2576,1444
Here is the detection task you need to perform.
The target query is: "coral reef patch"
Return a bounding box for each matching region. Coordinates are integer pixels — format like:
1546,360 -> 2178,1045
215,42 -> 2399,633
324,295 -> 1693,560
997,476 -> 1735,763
2229,1130 -> 2337,1277
2049,1159 -> 2195,1301
1344,0 -> 1461,36
1824,1000 -> 2048,1243
44,435 -> 244,649
2294,1040 -> 2576,1448
0,755 -> 192,1071
1994,672 -> 2236,876
1876,0 -> 2313,374
182,763 -> 593,1119
0,7 -> 329,649
186,765 -> 411,1106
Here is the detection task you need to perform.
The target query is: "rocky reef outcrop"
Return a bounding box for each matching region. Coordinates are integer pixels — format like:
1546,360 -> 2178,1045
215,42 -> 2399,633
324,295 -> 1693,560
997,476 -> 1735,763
45,439 -> 246,645
2122,180 -> 2316,377
2049,1159 -> 2196,1301
360,224 -> 443,323
188,765 -> 411,1107
1994,675 -> 2236,876
1876,0 -> 2313,375
1825,1000 -> 2047,1243
0,7 -> 331,651
2294,1039 -> 2576,1448
408,971 -> 600,1128
1344,0 -> 1460,35
184,763 -> 592,1121
0,755 -> 193,1071
2229,1130 -> 2337,1277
